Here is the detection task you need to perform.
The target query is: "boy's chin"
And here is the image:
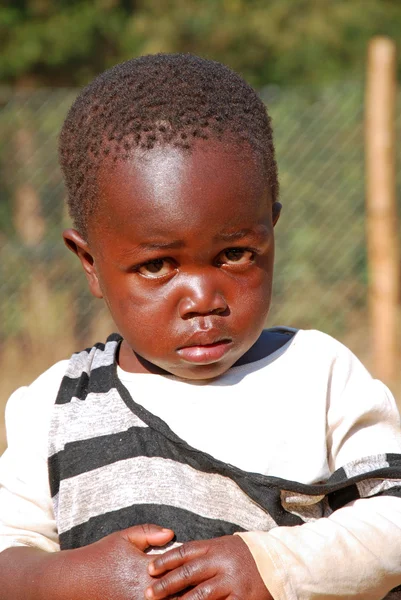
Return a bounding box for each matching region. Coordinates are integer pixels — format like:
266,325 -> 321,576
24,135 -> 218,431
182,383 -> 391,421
129,349 -> 236,380
154,353 -> 241,381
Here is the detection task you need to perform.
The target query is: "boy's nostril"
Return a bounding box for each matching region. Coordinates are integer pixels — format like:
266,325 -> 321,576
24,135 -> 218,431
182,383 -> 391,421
179,293 -> 229,320
181,306 -> 228,320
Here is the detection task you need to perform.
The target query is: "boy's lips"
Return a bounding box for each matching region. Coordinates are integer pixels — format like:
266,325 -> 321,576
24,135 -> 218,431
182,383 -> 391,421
176,337 -> 233,364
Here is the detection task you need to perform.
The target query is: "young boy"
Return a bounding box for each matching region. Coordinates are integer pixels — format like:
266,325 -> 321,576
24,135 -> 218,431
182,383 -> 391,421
1,54 -> 401,600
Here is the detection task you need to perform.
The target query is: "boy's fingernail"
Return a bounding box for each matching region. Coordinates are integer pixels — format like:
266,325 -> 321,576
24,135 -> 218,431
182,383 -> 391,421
162,528 -> 172,533
148,563 -> 156,574
145,587 -> 154,599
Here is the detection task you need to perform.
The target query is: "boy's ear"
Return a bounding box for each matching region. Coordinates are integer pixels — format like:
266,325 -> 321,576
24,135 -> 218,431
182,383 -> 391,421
272,202 -> 282,227
63,229 -> 103,299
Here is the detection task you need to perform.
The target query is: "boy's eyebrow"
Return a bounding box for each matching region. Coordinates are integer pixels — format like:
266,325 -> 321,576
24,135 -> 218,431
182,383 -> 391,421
123,228 -> 269,256
214,228 -> 268,242
137,240 -> 185,250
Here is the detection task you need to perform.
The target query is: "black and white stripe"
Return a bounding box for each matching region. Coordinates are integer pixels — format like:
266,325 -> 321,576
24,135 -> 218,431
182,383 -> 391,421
48,334 -> 401,597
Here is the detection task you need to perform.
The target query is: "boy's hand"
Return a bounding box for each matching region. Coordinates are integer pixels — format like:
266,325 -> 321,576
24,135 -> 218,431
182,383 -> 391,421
50,523 -> 175,600
145,535 -> 273,600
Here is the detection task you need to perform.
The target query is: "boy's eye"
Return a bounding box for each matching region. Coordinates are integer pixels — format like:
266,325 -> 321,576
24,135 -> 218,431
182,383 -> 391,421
219,248 -> 254,265
137,259 -> 175,279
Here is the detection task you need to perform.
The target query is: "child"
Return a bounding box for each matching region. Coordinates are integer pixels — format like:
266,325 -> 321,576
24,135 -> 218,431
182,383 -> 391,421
1,53 -> 401,600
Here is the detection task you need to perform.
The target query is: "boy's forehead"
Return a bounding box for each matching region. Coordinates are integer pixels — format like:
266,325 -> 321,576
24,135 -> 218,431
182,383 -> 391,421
100,139 -> 267,197
101,146 -> 189,210
92,140 -> 271,240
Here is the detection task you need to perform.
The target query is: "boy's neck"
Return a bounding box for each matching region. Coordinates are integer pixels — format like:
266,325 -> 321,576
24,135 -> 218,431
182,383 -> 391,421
233,328 -> 293,367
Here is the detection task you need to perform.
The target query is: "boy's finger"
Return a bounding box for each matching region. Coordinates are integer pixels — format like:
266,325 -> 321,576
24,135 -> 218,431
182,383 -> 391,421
148,541 -> 208,575
173,580 -> 224,600
120,524 -> 174,551
145,559 -> 215,600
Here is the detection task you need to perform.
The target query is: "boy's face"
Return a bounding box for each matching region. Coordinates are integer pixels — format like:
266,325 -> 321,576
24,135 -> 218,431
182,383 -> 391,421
64,140 -> 280,380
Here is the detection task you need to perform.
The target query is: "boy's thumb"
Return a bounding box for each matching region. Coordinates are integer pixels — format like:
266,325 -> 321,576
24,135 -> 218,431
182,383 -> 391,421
121,524 -> 174,551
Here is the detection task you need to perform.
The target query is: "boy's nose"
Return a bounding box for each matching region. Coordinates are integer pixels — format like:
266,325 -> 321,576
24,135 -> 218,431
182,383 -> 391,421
178,275 -> 228,319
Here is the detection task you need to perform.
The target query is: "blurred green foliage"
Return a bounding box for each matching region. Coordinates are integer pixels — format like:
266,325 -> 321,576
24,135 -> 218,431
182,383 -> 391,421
0,0 -> 400,87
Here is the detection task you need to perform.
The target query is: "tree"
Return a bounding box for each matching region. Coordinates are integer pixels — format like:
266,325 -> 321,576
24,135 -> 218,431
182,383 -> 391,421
0,0 -> 400,87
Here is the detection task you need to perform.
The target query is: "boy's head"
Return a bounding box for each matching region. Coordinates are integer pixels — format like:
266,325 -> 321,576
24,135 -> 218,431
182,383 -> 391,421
60,54 -> 281,379
59,53 -> 278,237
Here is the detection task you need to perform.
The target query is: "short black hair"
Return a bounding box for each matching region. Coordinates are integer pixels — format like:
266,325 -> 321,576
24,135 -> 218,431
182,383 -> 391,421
59,53 -> 279,236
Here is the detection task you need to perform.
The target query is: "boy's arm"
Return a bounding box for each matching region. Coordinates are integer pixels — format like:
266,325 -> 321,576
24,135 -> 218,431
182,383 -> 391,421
238,494 -> 401,600
145,496 -> 401,600
0,376 -> 62,553
0,524 -> 175,600
238,350 -> 401,600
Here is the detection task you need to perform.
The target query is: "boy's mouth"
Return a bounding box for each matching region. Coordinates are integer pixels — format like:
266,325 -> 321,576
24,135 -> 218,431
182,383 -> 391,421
176,338 -> 233,364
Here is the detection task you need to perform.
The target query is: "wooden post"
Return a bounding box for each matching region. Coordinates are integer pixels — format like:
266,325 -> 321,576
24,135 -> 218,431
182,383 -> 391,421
365,37 -> 399,384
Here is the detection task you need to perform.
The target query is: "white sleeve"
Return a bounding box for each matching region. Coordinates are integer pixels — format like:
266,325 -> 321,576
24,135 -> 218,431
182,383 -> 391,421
238,340 -> 401,599
0,361 -> 67,553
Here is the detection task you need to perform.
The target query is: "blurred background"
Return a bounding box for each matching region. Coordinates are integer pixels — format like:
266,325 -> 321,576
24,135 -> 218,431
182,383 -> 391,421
1,0 -> 400,452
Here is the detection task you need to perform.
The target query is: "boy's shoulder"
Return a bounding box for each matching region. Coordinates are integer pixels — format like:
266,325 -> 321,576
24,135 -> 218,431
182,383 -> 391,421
265,327 -> 353,358
293,328 -> 360,360
7,359 -> 70,411
4,359 -> 70,452
261,327 -> 369,377
63,333 -> 121,380
238,327 -> 355,371
6,333 -> 121,418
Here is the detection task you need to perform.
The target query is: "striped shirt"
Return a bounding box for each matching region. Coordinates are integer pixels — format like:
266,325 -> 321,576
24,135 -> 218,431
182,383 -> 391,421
2,329 -> 401,598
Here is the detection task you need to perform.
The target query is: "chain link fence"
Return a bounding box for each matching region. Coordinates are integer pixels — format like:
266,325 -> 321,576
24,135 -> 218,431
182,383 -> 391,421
1,82 -> 400,441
